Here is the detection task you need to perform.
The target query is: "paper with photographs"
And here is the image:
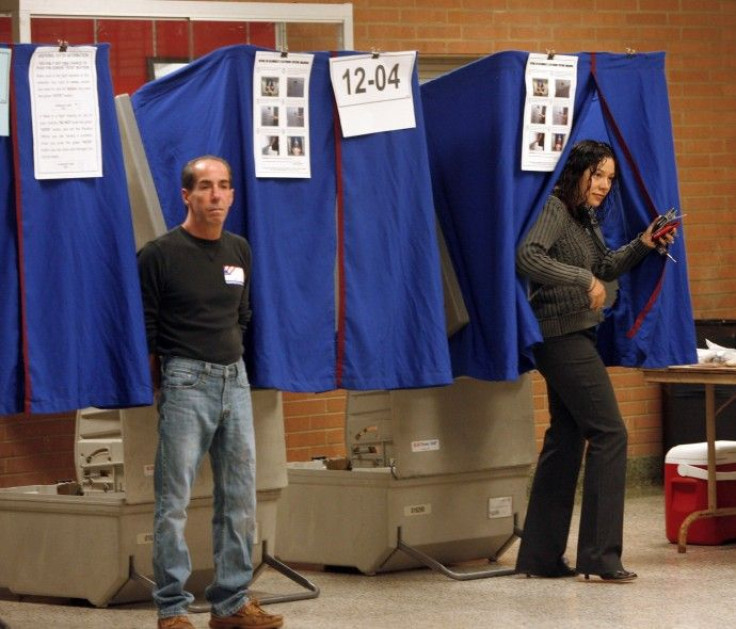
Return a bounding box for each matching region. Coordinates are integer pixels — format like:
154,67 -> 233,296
254,51 -> 313,179
521,53 -> 578,172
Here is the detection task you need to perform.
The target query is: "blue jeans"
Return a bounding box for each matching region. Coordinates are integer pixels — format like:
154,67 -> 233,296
153,356 -> 256,619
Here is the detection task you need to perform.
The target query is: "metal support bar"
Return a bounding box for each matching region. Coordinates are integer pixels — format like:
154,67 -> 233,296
251,540 -> 321,604
492,520 -> 524,561
130,543 -> 319,613
129,556 -> 218,614
129,555 -> 155,590
393,520 -> 519,581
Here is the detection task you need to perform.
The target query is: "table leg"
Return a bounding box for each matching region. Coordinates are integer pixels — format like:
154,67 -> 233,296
705,383 -> 717,511
678,383 -> 718,553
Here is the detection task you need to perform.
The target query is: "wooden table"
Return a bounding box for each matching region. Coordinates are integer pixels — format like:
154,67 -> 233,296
643,365 -> 736,552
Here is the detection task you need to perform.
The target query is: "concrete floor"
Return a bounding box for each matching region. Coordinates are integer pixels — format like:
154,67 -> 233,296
1,488 -> 734,628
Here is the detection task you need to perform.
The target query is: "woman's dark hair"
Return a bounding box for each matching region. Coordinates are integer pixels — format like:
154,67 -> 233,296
554,140 -> 616,218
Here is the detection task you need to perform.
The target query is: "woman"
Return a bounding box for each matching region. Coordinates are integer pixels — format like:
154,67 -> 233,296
515,140 -> 675,582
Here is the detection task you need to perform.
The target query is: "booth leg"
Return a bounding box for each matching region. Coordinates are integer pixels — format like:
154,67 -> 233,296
128,544 -> 320,613
252,541 -> 321,604
392,520 -> 519,581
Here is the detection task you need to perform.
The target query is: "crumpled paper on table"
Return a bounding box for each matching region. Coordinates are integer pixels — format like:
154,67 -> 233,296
697,340 -> 736,367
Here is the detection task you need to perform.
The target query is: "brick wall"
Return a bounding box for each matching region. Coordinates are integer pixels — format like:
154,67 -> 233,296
283,391 -> 347,461
0,414 -> 76,488
1,0 -> 734,486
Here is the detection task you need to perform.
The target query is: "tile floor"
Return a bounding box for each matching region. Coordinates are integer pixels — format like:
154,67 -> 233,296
1,488 -> 734,628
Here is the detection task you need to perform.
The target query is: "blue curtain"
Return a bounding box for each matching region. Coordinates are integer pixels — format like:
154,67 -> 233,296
4,43 -> 152,413
132,45 -> 452,391
132,46 -> 337,392
0,46 -> 22,414
333,52 -> 451,389
421,51 -> 696,381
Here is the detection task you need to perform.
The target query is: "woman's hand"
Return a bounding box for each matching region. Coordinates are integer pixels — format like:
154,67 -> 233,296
588,276 -> 606,311
642,218 -> 677,250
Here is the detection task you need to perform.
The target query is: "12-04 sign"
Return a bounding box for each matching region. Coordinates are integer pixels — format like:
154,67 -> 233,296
329,51 -> 417,137
330,52 -> 415,107
341,62 -> 401,96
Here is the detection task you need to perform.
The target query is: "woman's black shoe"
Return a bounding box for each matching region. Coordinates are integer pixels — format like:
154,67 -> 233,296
523,559 -> 577,578
584,570 -> 637,582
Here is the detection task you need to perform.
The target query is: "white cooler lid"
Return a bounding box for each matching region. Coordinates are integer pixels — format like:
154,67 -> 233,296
665,440 -> 736,465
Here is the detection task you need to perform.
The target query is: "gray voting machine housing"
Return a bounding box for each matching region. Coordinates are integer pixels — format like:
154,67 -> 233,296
278,377 -> 535,579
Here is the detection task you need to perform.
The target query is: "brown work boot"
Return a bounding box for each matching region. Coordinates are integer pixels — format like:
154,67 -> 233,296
158,615 -> 194,629
209,599 -> 284,629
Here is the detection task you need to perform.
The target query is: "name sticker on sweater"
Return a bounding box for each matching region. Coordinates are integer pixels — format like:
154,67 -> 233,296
223,266 -> 245,286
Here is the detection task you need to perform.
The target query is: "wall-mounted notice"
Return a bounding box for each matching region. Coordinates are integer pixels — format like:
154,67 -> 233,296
521,53 -> 578,172
29,46 -> 102,180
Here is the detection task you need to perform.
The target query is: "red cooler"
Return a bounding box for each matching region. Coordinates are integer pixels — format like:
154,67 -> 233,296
665,440 -> 736,544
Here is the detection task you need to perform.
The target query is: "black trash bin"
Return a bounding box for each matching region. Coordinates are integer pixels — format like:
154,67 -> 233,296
661,319 -> 736,454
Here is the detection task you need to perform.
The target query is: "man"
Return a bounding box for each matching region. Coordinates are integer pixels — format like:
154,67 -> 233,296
138,156 -> 284,629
